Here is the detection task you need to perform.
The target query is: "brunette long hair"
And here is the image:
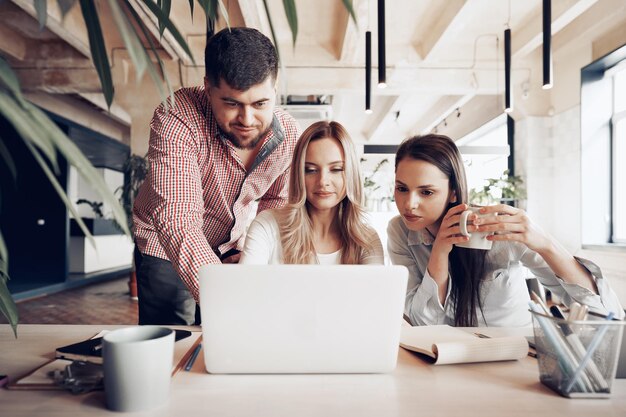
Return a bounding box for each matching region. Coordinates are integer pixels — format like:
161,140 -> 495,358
395,134 -> 488,326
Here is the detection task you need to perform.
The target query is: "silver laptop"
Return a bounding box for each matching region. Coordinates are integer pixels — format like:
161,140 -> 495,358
198,264 -> 408,374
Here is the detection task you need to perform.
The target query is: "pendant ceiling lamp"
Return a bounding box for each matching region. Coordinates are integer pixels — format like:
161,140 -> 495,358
542,0 -> 553,89
377,0 -> 386,88
504,28 -> 512,113
365,30 -> 372,113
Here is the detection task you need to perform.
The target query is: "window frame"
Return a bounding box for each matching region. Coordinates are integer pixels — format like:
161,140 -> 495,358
580,43 -> 626,251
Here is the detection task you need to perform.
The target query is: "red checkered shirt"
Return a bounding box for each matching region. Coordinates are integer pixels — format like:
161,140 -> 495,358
133,86 -> 300,301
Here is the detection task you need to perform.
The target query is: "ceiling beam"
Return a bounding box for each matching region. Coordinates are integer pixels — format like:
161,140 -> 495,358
15,68 -> 102,94
439,95 -> 502,141
78,93 -> 132,126
552,0 -> 626,55
410,94 -> 471,135
0,24 -> 27,61
11,0 -> 91,58
362,95 -> 400,140
127,0 -> 186,63
512,0 -> 598,59
283,67 -> 507,95
339,0 -> 369,64
417,0 -> 468,61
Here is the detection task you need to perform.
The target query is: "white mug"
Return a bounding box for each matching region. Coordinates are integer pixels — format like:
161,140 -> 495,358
103,326 -> 174,412
455,206 -> 494,250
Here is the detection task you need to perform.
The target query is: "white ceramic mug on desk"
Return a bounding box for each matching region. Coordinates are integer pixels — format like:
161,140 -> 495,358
455,206 -> 495,250
103,326 -> 174,412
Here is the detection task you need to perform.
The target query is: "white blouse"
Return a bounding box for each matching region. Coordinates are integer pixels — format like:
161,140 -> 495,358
387,215 -> 625,327
240,210 -> 384,265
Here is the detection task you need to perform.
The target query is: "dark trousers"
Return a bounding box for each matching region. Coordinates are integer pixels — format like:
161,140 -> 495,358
134,247 -> 240,326
134,247 -> 201,326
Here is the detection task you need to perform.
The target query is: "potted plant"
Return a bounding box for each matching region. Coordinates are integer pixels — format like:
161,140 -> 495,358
470,170 -> 527,207
361,158 -> 390,210
0,0 -> 356,335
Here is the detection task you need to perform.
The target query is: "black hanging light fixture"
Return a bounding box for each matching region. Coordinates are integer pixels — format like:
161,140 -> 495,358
365,30 -> 372,113
504,28 -> 512,113
377,0 -> 386,88
542,0 -> 553,89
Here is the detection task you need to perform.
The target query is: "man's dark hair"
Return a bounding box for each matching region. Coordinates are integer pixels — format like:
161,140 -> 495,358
204,27 -> 278,91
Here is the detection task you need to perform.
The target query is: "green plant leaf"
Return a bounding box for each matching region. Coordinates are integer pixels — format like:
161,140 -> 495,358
120,0 -> 170,108
156,0 -> 171,38
139,0 -> 196,64
0,132 -> 17,182
0,56 -> 26,106
107,0 -> 149,81
282,0 -> 298,47
198,0 -> 217,21
0,93 -> 58,173
34,0 -> 47,29
216,0 -> 229,29
0,234 -> 9,332
341,0 -> 357,26
57,0 -> 77,18
0,269 -> 18,338
23,101 -> 130,237
79,0 -> 114,108
127,2 -> 175,105
0,230 -> 8,277
188,0 -> 194,20
262,0 -> 281,63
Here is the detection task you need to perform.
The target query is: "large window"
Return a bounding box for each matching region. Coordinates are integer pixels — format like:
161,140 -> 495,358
456,114 -> 510,195
612,65 -> 626,243
581,44 -> 626,248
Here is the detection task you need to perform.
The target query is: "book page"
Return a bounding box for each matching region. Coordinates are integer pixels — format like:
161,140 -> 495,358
433,336 -> 528,365
400,325 -> 528,365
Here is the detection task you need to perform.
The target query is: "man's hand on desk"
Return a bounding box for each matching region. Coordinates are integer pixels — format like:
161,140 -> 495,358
222,253 -> 241,264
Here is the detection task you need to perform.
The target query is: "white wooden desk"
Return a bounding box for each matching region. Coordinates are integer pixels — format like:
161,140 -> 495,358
1,325 -> 624,417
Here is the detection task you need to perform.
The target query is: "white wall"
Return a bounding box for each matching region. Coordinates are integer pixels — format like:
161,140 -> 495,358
68,167 -> 124,219
515,66 -> 626,307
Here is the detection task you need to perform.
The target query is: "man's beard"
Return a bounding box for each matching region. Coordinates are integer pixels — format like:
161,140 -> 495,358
217,124 -> 271,150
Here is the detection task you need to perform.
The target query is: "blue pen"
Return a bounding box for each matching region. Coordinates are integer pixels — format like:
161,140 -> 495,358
563,312 -> 615,394
529,301 -> 590,392
185,343 -> 202,371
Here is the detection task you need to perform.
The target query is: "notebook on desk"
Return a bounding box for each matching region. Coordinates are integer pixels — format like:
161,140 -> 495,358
198,264 -> 408,374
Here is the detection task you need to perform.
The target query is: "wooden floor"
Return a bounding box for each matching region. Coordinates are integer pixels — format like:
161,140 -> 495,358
0,276 -> 138,325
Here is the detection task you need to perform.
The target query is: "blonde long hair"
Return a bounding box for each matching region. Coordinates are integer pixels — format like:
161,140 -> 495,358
277,121 -> 374,264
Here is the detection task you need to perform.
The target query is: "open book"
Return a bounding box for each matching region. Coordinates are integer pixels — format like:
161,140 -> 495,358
400,325 -> 528,365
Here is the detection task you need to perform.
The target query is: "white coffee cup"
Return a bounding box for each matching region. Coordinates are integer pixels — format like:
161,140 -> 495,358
455,206 -> 494,250
103,326 -> 174,412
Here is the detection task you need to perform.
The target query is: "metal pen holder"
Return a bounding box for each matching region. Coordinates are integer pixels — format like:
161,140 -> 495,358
530,310 -> 624,398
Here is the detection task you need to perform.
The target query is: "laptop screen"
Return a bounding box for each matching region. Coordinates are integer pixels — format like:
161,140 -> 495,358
198,264 -> 408,374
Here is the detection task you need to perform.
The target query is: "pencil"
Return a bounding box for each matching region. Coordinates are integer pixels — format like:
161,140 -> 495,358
184,343 -> 202,371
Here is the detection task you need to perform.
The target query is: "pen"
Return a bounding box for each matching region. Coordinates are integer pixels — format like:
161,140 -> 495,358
550,305 -> 609,392
528,301 -> 591,392
184,343 -> 202,371
563,312 -> 615,394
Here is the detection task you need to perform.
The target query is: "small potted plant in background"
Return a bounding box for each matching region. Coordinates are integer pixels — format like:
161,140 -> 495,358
116,155 -> 149,300
361,158 -> 389,211
470,170 -> 527,208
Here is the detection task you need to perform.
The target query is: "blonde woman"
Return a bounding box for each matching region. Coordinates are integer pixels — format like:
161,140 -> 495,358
240,121 -> 384,265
